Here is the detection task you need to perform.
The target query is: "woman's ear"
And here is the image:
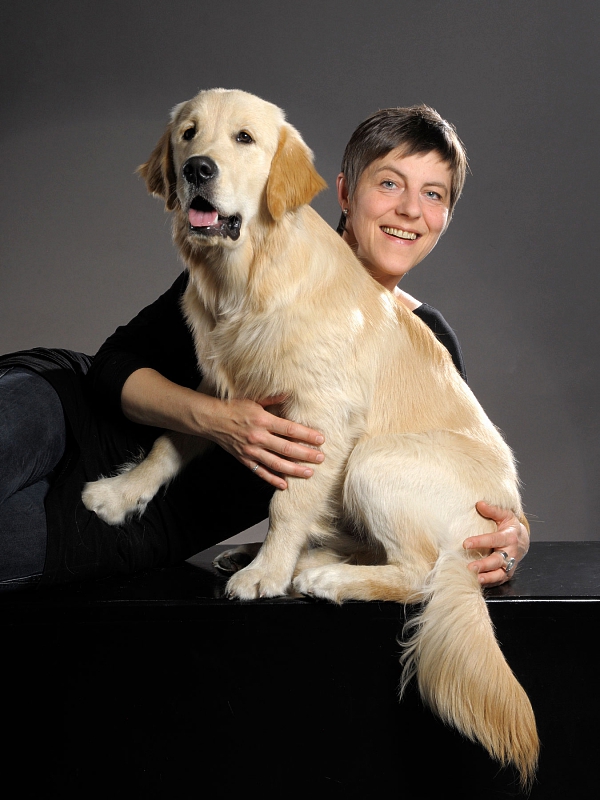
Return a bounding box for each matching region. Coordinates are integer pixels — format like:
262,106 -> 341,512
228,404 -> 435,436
137,127 -> 178,211
336,172 -> 350,212
266,124 -> 327,220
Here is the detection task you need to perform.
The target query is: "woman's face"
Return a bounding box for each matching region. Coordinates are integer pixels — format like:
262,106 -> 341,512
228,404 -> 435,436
337,148 -> 452,292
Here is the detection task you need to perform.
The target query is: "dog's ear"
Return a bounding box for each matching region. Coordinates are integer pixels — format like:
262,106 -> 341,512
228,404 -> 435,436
266,125 -> 327,220
137,127 -> 178,211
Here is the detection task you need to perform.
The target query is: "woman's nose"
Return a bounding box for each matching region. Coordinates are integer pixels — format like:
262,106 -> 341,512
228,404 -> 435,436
396,188 -> 421,218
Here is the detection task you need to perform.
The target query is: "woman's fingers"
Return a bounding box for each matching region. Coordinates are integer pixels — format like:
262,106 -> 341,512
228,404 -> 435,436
244,445 -> 320,484
242,460 -> 288,491
256,396 -> 326,448
243,432 -> 325,490
464,501 -> 530,586
467,554 -> 512,587
217,397 -> 325,489
463,528 -> 519,553
259,429 -> 325,464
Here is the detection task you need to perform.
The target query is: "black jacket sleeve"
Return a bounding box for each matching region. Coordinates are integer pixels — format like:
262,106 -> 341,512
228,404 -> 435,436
87,272 -> 201,416
413,303 -> 467,382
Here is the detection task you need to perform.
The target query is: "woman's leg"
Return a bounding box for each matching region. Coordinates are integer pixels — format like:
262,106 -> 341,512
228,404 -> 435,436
0,368 -> 67,585
0,477 -> 53,586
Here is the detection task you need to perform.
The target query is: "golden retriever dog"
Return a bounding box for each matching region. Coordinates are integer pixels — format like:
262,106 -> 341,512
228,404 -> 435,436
82,88 -> 538,785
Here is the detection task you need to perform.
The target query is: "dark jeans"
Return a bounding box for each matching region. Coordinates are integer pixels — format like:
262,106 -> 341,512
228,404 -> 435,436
0,367 -> 67,586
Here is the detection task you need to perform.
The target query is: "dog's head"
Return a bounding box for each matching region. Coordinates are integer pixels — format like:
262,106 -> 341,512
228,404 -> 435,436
138,89 -> 326,250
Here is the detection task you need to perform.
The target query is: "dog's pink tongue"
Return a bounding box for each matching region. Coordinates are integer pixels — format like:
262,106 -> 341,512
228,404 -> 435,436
189,208 -> 219,227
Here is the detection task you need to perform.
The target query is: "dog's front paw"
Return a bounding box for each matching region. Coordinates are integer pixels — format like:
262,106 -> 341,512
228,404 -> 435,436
226,566 -> 290,600
293,565 -> 344,603
82,472 -> 151,526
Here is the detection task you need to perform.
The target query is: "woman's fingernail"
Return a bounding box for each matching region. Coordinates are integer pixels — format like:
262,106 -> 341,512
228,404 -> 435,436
315,435 -> 324,444
315,453 -> 324,462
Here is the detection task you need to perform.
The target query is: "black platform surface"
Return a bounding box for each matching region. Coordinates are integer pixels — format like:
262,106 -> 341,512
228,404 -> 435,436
2,542 -> 599,799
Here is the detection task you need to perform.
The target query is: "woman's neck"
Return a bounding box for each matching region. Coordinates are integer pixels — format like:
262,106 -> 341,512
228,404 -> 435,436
393,286 -> 422,311
341,228 -> 422,310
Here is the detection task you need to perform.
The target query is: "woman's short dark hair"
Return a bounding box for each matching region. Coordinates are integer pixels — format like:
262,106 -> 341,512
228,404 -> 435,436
338,104 -> 468,233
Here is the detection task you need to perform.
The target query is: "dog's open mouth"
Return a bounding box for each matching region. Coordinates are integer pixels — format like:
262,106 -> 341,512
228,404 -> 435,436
188,196 -> 241,241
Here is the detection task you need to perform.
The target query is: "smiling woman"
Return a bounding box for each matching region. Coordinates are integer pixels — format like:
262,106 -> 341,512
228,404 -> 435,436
338,150 -> 451,291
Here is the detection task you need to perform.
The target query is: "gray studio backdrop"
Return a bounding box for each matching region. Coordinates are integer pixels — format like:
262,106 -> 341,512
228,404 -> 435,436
1,0 -> 598,543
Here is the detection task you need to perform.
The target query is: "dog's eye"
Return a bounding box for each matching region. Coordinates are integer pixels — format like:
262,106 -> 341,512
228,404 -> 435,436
236,131 -> 254,144
183,126 -> 196,141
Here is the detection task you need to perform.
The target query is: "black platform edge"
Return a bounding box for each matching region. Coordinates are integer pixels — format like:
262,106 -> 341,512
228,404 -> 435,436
0,541 -> 598,622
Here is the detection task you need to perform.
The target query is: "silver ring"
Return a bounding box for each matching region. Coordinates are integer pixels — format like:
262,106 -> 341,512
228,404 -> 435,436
251,463 -> 259,473
504,557 -> 516,574
499,551 -> 516,574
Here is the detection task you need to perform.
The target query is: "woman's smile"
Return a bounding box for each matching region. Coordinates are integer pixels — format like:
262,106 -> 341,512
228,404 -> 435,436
380,225 -> 418,240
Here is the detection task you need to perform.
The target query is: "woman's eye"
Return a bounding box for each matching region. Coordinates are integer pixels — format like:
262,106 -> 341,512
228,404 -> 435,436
382,180 -> 396,189
182,126 -> 196,141
236,131 -> 254,144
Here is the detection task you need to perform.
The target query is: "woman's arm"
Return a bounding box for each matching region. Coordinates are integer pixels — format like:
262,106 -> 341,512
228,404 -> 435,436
87,273 -> 201,416
121,367 -> 325,491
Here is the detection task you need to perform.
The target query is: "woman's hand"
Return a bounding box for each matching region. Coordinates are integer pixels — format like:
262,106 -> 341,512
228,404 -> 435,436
203,394 -> 325,490
121,370 -> 324,491
463,501 -> 530,587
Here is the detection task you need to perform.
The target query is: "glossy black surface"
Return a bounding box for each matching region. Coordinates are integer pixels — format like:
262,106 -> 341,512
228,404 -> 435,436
2,541 -> 598,616
2,542 -> 598,798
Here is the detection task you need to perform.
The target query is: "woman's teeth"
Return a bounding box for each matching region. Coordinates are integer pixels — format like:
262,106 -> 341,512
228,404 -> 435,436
381,226 -> 418,240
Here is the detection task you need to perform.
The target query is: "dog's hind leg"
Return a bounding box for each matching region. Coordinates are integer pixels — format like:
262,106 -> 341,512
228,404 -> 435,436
82,432 -> 210,526
292,530 -> 403,600
292,435 -> 446,602
293,428 -> 512,604
292,429 -> 509,603
293,561 -> 429,603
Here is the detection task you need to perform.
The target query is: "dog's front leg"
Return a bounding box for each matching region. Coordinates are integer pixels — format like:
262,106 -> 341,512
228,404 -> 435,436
83,375 -> 217,525
82,431 -> 210,525
225,452 -> 344,599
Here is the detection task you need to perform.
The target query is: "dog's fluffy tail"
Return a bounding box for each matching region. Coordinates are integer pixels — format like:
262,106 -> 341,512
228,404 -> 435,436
400,551 -> 539,788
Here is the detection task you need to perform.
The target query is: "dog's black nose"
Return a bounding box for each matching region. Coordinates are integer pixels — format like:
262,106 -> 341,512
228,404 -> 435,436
182,156 -> 219,186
